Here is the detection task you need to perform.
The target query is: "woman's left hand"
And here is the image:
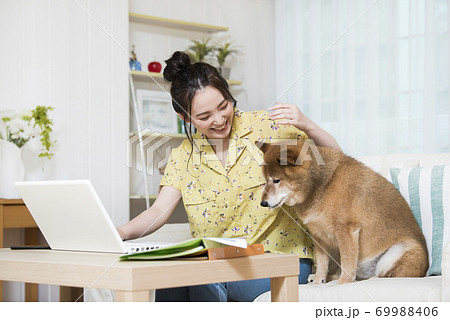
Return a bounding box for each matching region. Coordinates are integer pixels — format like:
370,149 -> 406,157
268,103 -> 313,132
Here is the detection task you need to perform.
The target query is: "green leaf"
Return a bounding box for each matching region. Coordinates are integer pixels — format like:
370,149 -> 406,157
186,38 -> 215,62
214,42 -> 240,67
31,105 -> 56,160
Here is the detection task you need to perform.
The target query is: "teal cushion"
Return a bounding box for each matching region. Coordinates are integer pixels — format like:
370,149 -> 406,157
390,165 -> 450,275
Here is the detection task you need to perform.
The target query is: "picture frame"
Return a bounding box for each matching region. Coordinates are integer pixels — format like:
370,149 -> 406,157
136,89 -> 177,133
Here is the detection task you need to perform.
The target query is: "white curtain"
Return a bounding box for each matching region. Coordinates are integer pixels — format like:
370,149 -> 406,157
275,0 -> 449,156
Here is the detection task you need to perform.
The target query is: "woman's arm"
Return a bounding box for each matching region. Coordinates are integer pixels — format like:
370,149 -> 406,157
268,103 -> 342,151
117,185 -> 182,240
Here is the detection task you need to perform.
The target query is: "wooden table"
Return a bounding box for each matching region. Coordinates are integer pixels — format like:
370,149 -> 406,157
0,249 -> 300,302
0,199 -> 40,302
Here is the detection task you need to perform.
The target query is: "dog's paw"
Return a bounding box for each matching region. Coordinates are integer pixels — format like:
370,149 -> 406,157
314,279 -> 327,284
337,276 -> 355,285
309,275 -> 327,284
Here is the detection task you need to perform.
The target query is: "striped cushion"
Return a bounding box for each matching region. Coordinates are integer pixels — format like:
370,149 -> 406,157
390,165 -> 450,275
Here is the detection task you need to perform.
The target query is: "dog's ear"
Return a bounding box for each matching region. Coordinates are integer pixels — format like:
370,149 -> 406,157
275,144 -> 299,166
255,141 -> 270,154
286,147 -> 299,166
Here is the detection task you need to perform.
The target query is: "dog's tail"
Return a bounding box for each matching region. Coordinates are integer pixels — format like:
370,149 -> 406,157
376,241 -> 429,278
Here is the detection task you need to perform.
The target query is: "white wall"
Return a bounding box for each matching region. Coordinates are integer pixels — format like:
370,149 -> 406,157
0,0 -> 129,301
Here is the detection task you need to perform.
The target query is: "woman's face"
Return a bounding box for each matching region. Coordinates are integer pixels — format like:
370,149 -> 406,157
186,86 -> 234,140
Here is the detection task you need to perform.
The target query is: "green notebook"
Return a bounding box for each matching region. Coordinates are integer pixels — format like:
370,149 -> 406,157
120,237 -> 247,261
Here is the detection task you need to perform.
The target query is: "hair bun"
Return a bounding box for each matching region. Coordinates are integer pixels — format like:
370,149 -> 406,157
163,51 -> 191,82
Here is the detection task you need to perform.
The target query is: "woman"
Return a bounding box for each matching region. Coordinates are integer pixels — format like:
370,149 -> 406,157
118,51 -> 341,301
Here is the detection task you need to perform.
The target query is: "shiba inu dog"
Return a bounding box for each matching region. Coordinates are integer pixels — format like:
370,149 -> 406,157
258,140 -> 429,284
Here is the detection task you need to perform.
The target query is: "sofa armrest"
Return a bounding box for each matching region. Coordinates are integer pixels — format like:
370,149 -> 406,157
442,242 -> 450,301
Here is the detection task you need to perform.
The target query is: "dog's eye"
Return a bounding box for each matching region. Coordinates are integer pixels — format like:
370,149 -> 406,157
273,179 -> 280,184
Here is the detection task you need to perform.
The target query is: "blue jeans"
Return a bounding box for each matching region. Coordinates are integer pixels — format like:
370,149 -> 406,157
155,258 -> 312,302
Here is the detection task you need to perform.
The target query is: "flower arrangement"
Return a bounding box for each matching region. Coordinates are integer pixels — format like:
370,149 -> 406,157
0,106 -> 56,159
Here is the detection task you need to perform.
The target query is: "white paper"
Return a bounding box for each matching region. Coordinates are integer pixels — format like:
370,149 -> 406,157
205,237 -> 248,248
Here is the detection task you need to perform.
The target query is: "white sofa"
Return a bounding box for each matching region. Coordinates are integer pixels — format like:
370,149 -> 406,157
87,152 -> 450,302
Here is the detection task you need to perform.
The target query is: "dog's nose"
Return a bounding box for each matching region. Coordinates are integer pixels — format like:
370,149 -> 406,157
260,201 -> 269,207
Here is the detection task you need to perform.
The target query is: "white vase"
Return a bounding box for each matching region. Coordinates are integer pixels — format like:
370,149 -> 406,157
22,137 -> 49,181
0,139 -> 25,199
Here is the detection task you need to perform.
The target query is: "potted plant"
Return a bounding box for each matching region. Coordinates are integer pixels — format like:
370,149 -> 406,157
186,38 -> 215,63
214,42 -> 239,79
0,106 -> 56,197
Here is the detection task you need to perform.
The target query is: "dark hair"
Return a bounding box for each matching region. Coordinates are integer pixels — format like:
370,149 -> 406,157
163,51 -> 237,146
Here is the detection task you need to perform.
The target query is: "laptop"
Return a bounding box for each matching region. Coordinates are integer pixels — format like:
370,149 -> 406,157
14,180 -> 173,254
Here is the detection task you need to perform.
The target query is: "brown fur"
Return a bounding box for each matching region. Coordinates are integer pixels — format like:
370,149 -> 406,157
258,140 -> 429,284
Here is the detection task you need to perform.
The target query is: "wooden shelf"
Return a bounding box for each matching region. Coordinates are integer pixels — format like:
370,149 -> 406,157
130,70 -> 242,86
129,12 -> 228,33
129,131 -> 186,139
130,70 -> 165,82
130,194 -> 158,200
0,199 -> 24,204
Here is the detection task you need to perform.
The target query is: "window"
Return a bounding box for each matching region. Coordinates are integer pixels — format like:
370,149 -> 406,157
275,0 -> 449,155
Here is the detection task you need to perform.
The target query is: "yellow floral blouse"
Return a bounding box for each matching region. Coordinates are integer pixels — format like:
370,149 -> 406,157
160,108 -> 313,257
